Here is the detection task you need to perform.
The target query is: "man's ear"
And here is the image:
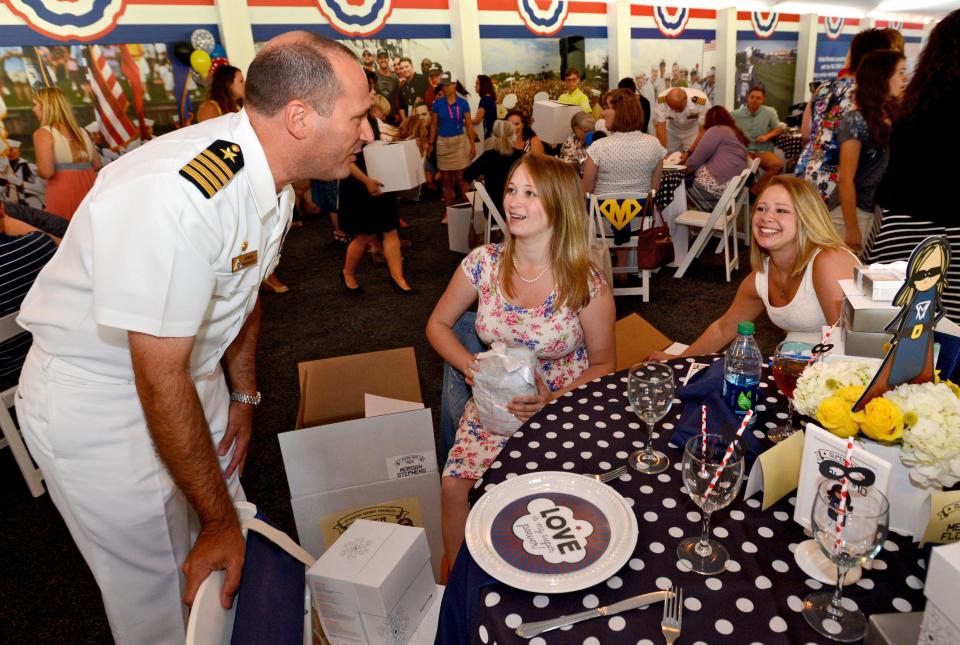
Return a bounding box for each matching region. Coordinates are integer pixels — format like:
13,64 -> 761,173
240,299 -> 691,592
284,100 -> 310,140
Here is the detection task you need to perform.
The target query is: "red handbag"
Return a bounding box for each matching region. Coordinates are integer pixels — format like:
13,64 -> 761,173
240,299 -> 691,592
635,193 -> 674,270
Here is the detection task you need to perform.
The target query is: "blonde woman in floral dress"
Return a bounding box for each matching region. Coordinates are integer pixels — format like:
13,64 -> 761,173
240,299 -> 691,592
426,154 -> 616,578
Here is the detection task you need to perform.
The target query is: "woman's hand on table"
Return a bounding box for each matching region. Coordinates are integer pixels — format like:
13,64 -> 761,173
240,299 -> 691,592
507,373 -> 551,422
648,351 -> 680,362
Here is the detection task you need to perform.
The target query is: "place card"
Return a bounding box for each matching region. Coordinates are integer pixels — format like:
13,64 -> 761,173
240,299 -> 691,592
793,423 -> 892,530
743,429 -> 804,510
918,490 -> 960,545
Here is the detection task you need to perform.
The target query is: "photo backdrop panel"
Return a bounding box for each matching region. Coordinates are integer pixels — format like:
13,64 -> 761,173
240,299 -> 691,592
0,0 -> 219,46
478,1 -> 608,116
735,11 -> 800,119
248,0 -> 452,42
630,6 -> 718,105
813,17 -> 861,85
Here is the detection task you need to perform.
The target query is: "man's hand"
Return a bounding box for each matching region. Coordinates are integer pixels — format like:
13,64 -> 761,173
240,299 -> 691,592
182,517 -> 246,609
219,401 -> 254,478
845,227 -> 863,253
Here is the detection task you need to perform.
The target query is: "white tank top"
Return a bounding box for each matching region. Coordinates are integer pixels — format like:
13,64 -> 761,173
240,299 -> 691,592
755,248 -> 828,336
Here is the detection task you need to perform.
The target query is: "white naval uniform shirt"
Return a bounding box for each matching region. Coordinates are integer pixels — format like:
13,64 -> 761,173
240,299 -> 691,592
18,109 -> 293,380
655,87 -> 711,152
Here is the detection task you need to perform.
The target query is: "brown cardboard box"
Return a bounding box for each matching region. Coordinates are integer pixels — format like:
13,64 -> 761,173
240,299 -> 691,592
296,347 -> 422,428
615,314 -> 674,371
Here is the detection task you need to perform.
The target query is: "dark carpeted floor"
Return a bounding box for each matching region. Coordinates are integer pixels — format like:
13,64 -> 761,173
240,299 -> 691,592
0,194 -> 781,643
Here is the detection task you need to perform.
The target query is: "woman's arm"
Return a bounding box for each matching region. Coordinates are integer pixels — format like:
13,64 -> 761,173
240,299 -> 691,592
471,106 -> 485,126
33,128 -> 55,179
650,272 -> 766,359
800,101 -> 813,143
812,247 -> 860,325
429,112 -> 439,149
684,127 -> 720,171
426,268 -> 481,381
581,156 -> 598,195
464,110 -> 476,157
507,283 -> 617,420
836,139 -> 862,251
196,100 -> 220,123
349,162 -> 382,196
529,136 -> 545,156
650,158 -> 664,192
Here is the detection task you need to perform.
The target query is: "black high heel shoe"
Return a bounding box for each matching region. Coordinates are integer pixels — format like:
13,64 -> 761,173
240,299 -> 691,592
390,277 -> 418,295
340,271 -> 364,294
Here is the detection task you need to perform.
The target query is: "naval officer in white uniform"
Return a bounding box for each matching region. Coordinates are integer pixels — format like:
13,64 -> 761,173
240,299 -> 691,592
15,32 -> 373,645
655,86 -> 711,153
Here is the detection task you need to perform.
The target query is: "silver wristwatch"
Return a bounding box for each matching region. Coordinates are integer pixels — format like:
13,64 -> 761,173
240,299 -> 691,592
230,390 -> 261,407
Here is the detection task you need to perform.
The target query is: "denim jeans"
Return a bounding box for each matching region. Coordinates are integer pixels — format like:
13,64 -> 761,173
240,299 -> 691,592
439,311 -> 486,470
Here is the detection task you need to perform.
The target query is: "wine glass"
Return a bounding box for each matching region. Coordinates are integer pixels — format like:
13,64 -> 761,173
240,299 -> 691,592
627,362 -> 674,474
677,433 -> 745,575
770,341 -> 814,443
803,479 -> 889,642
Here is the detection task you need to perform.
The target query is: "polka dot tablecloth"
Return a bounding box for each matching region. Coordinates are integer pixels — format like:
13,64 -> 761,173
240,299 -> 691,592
655,169 -> 684,211
774,132 -> 804,162
447,357 -> 927,645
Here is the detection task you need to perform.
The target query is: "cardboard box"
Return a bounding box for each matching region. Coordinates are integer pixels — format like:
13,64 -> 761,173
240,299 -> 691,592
532,100 -> 581,145
841,324 -> 891,359
919,542 -> 960,643
614,313 -> 674,371
281,349 -> 442,578
865,612 -> 922,645
858,270 -> 905,302
308,520 -> 435,645
363,140 -> 425,193
840,280 -> 899,332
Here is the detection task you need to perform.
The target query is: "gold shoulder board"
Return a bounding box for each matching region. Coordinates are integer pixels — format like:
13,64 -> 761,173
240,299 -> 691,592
179,139 -> 244,199
692,96 -> 706,105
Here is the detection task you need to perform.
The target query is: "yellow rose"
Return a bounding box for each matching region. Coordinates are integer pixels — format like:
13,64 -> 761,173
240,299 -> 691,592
850,398 -> 904,443
816,396 -> 860,438
834,385 -> 866,404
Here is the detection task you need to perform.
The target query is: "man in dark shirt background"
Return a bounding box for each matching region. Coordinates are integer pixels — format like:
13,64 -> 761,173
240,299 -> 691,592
399,57 -> 428,118
374,49 -> 400,123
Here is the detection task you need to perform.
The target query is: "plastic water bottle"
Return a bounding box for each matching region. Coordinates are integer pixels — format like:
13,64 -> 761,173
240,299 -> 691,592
723,321 -> 762,423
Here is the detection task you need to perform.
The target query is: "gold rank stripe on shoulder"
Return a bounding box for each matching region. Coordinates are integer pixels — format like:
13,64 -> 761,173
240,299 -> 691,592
657,95 -> 667,103
179,139 -> 244,198
692,96 -> 706,105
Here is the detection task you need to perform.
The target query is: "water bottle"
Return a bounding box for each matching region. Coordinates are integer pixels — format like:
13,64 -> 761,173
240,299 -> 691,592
723,321 -> 762,423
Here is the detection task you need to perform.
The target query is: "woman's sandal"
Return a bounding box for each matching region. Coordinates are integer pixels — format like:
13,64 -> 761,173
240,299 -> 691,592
333,230 -> 351,244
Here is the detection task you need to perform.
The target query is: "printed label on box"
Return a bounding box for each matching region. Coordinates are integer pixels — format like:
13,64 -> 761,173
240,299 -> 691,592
386,451 -> 433,479
320,496 -> 424,548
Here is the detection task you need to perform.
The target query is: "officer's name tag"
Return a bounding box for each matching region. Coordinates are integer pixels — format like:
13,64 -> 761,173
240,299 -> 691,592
231,251 -> 258,272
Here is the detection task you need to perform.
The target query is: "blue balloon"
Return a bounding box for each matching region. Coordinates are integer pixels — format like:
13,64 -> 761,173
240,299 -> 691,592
210,44 -> 226,59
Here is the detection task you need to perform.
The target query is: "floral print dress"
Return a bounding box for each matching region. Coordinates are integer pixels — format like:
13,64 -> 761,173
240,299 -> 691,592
442,244 -> 604,480
794,74 -> 855,203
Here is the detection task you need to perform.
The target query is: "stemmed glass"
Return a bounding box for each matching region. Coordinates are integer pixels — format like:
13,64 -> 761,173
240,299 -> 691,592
803,479 -> 889,642
627,362 -> 674,474
770,341 -> 814,443
677,433 -> 745,575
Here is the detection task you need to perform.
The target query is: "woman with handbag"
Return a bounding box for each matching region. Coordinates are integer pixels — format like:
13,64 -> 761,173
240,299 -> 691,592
682,106 -> 749,212
650,176 -> 859,360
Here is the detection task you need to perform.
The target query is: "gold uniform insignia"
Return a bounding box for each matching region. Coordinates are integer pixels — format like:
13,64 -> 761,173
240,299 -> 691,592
179,140 -> 244,198
657,95 -> 667,103
692,96 -> 706,105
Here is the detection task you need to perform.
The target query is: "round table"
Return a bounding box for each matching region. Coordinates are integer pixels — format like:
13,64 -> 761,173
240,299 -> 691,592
438,356 -> 928,645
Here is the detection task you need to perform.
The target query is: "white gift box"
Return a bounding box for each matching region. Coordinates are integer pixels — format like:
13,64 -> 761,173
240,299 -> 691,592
363,140 -> 425,193
920,542 -> 960,643
532,100 -> 581,145
308,519 -> 436,645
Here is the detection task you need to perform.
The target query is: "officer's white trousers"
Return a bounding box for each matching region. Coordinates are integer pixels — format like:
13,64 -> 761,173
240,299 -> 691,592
16,345 -> 242,645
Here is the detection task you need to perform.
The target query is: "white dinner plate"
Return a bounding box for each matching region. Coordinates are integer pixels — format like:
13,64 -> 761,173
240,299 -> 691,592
465,472 -> 638,593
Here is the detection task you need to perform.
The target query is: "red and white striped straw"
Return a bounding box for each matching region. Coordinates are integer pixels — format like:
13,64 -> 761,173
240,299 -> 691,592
700,404 -> 708,476
834,437 -> 855,553
705,410 -> 753,499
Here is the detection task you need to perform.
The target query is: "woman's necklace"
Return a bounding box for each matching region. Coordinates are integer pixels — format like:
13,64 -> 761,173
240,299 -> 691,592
771,264 -> 792,299
512,258 -> 551,284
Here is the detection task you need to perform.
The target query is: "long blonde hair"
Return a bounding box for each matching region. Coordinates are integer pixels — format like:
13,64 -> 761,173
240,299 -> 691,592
33,87 -> 90,162
500,154 -> 595,310
750,175 -> 848,278
491,119 -> 515,156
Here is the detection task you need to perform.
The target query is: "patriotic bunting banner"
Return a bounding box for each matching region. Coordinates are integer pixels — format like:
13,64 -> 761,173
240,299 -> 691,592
315,0 -> 395,38
653,7 -> 690,38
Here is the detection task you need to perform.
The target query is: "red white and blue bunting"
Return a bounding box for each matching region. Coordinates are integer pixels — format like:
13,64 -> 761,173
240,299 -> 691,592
315,0 -> 395,38
516,0 -> 569,37
653,6 -> 689,38
3,0 -> 129,41
751,11 -> 779,39
824,17 -> 845,40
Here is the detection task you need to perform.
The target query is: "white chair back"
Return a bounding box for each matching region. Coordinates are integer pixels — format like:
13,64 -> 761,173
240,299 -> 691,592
472,181 -> 508,244
0,309 -> 45,497
588,192 -> 654,302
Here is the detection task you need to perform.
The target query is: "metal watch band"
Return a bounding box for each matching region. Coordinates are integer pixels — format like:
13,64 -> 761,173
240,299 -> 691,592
230,390 -> 261,406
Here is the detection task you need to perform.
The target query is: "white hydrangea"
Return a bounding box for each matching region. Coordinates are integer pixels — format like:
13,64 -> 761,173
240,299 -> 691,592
791,359 -> 876,417
885,382 -> 960,488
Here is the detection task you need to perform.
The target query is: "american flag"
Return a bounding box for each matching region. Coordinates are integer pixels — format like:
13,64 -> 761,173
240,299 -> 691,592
86,45 -> 138,149
704,40 -> 717,52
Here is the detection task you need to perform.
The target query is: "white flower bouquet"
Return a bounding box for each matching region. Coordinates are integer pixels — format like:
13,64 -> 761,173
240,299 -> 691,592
791,359 -> 876,417
885,382 -> 960,488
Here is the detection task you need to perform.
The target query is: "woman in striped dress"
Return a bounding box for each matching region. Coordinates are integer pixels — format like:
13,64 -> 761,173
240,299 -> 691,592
864,10 -> 960,319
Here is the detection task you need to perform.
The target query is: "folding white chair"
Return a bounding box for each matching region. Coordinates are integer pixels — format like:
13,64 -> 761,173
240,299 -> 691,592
673,167 -> 752,282
588,192 -> 652,302
0,310 -> 44,497
738,157 -> 762,246
472,181 -> 508,244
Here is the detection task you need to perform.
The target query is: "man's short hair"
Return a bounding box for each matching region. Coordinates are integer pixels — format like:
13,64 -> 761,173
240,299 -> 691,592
245,32 -> 354,118
399,57 -> 413,66
617,77 -> 637,92
748,85 -> 765,96
564,68 -> 580,80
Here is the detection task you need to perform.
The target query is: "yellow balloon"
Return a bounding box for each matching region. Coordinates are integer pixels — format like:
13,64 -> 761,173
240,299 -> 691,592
190,50 -> 211,77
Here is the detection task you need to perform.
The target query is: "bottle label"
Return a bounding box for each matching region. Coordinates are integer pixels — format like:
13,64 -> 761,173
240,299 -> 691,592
724,379 -> 758,415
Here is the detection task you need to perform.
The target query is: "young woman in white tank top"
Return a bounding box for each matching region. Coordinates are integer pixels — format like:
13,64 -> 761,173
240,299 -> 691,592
651,176 -> 860,360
